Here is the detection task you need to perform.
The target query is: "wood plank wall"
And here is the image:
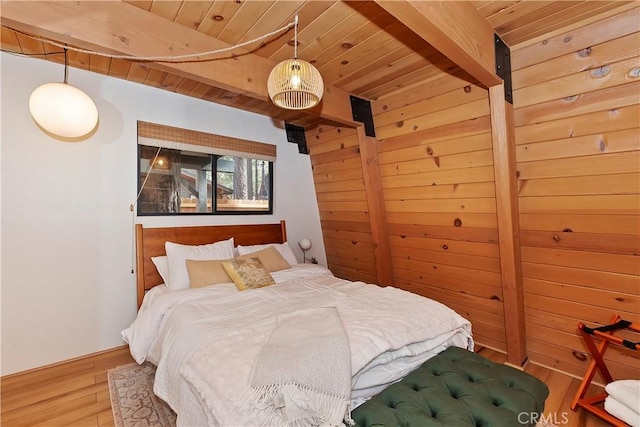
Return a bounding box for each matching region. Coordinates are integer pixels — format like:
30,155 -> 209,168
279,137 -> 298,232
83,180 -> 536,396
511,7 -> 640,381
371,72 -> 507,352
306,126 -> 378,284
306,6 -> 639,381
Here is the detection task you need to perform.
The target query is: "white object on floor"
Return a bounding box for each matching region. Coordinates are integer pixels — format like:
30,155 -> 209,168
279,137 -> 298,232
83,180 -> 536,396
605,395 -> 640,427
605,379 -> 640,414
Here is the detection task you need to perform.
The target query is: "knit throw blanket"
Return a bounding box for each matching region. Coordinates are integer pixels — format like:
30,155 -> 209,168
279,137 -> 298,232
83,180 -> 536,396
242,307 -> 351,427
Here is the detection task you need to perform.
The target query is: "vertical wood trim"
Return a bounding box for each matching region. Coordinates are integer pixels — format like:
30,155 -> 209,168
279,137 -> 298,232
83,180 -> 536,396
489,83 -> 527,366
357,126 -> 394,286
135,223 -> 145,309
280,220 -> 287,244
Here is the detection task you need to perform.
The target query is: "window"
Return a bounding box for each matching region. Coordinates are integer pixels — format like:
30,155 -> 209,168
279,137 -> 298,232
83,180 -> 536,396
137,121 -> 275,216
215,156 -> 272,213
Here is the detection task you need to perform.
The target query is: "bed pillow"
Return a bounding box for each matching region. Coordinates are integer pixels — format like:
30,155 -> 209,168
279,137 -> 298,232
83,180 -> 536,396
236,242 -> 298,265
151,256 -> 170,285
236,245 -> 291,272
165,237 -> 235,290
222,257 -> 275,291
186,259 -> 234,288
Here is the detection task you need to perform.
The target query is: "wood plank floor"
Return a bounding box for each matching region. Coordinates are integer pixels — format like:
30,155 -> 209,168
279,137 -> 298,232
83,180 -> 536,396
476,347 -> 611,427
0,345 -> 613,426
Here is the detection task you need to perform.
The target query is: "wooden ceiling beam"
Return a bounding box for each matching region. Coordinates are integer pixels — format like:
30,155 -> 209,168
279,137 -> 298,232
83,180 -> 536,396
373,0 -> 502,88
0,1 -> 357,127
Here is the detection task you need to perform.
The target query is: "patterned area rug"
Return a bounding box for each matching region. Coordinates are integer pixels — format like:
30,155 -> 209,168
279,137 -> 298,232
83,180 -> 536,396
108,362 -> 557,427
108,362 -> 177,427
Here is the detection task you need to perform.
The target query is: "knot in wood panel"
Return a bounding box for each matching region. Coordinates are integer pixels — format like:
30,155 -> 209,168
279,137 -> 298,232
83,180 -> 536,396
577,47 -> 592,57
590,66 -> 611,78
572,350 -> 587,362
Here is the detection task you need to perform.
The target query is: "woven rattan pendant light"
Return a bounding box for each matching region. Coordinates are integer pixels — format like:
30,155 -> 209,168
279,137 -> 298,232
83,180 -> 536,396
267,14 -> 323,110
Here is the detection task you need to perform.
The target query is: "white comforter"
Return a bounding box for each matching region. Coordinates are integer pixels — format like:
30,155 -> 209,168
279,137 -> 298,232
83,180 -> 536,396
122,264 -> 473,426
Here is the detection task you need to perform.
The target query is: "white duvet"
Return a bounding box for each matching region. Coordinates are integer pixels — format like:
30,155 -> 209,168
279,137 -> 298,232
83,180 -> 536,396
122,264 -> 473,426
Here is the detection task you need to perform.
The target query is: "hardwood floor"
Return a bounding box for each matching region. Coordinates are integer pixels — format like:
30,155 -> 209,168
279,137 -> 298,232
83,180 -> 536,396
0,346 -> 134,427
476,347 -> 612,427
0,345 -> 613,426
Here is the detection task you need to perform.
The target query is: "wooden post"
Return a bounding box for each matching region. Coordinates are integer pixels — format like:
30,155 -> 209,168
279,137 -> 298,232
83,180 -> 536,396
489,83 -> 527,366
357,126 -> 394,286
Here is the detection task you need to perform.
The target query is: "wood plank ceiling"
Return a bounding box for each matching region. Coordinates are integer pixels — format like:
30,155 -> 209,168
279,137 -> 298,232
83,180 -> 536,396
0,1 -> 630,130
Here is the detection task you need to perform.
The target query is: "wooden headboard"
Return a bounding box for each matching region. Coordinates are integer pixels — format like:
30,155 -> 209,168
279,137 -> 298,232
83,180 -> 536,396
135,221 -> 287,308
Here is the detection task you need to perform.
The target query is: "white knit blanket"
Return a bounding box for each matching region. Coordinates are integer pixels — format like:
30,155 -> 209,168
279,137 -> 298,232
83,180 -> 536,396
243,307 -> 351,427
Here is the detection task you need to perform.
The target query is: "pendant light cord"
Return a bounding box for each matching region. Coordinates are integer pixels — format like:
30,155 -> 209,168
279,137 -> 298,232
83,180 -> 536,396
129,146 -> 162,273
130,146 -> 162,212
294,13 -> 299,60
63,48 -> 68,84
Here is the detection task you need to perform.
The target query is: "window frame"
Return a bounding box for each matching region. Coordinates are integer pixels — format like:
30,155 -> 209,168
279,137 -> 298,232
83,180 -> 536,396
136,121 -> 276,217
212,156 -> 274,216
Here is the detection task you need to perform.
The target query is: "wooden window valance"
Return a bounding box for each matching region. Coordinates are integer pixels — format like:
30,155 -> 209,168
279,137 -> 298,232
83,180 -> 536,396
137,121 -> 277,161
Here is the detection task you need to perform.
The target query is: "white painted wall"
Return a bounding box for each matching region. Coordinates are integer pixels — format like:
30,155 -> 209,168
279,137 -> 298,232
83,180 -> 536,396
0,52 -> 326,375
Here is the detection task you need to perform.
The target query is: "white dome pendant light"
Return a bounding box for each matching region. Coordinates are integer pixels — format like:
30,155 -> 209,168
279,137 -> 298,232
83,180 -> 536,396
267,14 -> 324,110
29,48 -> 98,139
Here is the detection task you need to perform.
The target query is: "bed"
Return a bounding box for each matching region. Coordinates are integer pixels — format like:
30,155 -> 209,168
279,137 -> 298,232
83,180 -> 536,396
123,221 -> 473,426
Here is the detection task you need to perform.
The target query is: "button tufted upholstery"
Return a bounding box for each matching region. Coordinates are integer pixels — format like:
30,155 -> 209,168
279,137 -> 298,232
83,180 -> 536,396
352,346 -> 549,427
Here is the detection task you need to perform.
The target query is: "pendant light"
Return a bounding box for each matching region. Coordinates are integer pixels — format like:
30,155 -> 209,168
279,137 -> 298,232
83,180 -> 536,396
29,48 -> 99,139
267,14 -> 324,110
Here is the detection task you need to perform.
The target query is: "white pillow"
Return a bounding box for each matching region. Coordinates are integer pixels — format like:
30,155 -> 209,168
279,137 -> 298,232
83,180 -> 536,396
151,255 -> 170,285
236,242 -> 298,266
165,237 -> 235,290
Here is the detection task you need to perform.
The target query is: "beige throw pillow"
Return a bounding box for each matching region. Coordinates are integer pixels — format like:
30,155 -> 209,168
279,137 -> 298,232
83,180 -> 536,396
236,242 -> 299,265
186,258 -> 233,288
222,257 -> 275,291
236,245 -> 291,272
165,237 -> 235,290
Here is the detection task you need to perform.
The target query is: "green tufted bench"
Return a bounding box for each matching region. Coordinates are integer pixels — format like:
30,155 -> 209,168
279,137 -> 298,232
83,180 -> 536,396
352,346 -> 549,427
